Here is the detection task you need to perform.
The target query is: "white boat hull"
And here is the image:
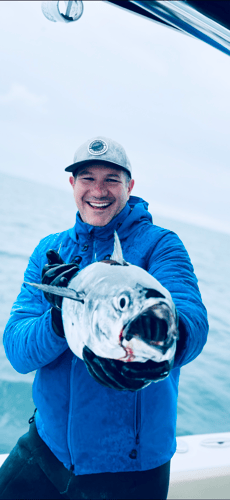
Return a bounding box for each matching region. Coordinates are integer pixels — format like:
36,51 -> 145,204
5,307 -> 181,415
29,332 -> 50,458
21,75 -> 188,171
0,454 -> 8,467
168,432 -> 230,499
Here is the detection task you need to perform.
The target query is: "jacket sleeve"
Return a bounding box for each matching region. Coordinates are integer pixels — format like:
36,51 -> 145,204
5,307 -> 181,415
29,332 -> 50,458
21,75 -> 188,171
3,241 -> 68,375
147,230 -> 209,368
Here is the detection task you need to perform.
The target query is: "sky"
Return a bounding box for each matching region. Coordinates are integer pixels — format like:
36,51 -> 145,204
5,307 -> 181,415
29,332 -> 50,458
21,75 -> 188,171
0,1 -> 230,233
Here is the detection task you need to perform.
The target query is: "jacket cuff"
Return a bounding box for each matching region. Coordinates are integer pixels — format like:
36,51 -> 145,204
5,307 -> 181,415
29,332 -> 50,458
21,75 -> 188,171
173,312 -> 191,367
51,308 -> 65,338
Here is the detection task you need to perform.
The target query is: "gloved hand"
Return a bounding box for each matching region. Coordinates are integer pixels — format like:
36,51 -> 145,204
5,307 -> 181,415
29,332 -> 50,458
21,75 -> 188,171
83,346 -> 173,391
41,250 -> 80,337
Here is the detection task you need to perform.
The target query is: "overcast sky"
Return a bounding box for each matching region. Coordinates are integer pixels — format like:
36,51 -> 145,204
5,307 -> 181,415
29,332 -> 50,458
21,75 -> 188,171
0,1 -> 230,233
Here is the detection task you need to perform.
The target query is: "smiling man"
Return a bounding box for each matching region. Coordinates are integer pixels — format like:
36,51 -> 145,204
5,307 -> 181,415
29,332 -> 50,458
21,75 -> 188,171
1,136 -> 208,500
69,164 -> 134,227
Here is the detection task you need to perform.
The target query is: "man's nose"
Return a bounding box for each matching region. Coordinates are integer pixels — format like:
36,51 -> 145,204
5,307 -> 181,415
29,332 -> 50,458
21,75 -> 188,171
91,182 -> 109,197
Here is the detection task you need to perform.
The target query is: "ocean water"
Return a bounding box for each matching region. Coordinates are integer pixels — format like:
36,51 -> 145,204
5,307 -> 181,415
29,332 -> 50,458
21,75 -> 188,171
0,171 -> 229,454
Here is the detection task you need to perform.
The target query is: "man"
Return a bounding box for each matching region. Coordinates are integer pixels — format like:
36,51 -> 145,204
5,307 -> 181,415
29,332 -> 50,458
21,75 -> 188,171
1,136 -> 208,499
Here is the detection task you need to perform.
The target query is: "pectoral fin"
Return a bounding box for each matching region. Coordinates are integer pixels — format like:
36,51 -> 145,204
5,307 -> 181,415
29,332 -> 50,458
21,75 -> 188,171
24,282 -> 85,303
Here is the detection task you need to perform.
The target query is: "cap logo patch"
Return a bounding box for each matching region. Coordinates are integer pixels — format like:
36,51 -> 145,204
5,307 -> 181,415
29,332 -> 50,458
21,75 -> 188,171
88,139 -> 108,156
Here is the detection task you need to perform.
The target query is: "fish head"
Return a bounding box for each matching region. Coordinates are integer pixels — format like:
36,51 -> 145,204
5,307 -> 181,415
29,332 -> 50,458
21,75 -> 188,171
87,264 -> 178,362
62,260 -> 178,363
62,231 -> 178,364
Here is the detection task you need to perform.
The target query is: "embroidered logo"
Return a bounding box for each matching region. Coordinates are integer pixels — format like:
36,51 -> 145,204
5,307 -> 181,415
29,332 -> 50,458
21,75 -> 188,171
88,139 -> 108,156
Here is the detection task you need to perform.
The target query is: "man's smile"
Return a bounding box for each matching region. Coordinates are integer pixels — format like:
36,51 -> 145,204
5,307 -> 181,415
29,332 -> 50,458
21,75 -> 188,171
86,201 -> 113,210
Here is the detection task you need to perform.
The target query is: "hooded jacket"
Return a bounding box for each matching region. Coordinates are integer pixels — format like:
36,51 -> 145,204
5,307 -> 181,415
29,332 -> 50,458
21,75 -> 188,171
3,196 -> 208,475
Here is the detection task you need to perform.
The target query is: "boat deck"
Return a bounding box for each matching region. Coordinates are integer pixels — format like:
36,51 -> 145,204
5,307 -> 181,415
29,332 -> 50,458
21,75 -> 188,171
168,432 -> 230,499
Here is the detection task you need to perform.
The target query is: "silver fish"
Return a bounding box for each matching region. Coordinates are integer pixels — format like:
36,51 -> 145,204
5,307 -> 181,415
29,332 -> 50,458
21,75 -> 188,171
62,232 -> 178,363
26,232 -> 178,364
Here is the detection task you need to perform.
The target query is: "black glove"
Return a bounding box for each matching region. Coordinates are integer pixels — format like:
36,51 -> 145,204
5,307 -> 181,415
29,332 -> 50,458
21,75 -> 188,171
41,250 -> 80,337
83,346 -> 173,392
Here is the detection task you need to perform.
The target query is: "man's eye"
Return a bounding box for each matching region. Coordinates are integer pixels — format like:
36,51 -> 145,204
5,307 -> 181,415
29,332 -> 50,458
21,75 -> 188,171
107,179 -> 118,183
82,177 -> 94,181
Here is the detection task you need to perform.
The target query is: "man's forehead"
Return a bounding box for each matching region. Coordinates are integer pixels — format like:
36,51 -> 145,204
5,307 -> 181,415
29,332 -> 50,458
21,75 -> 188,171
76,165 -> 123,177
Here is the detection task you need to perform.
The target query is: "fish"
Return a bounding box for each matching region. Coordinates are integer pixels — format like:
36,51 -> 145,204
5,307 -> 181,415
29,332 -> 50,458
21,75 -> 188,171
25,232 -> 178,364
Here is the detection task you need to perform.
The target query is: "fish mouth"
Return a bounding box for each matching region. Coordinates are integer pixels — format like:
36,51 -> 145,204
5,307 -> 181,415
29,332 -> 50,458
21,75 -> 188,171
122,305 -> 175,352
86,201 -> 113,210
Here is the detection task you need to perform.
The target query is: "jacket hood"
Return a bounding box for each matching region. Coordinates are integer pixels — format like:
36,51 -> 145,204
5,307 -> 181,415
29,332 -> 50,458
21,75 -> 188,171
68,196 -> 153,243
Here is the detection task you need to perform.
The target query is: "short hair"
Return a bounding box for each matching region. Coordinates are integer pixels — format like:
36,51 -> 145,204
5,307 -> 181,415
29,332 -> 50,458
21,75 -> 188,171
123,170 -> 132,185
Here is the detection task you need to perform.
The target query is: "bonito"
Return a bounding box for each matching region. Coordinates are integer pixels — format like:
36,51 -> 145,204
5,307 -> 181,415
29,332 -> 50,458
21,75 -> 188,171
26,232 -> 178,364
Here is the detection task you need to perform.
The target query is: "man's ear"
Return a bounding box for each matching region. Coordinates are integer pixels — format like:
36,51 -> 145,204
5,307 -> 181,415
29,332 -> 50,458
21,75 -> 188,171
69,176 -> 75,188
127,179 -> 135,197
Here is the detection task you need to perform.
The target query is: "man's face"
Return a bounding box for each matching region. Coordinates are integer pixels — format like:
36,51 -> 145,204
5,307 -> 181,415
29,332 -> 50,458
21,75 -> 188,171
69,165 -> 134,227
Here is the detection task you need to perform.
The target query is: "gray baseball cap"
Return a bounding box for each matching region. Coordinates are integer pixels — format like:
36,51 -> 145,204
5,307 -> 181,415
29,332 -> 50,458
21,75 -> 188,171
65,136 -> 132,177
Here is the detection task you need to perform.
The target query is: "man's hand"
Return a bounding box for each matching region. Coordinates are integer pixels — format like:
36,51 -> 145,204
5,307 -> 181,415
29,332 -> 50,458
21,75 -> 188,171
41,250 -> 79,337
83,346 -> 173,391
42,250 -> 80,309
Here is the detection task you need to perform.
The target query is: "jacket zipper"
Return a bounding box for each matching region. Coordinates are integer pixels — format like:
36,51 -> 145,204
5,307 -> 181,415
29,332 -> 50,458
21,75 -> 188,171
92,239 -> 97,263
67,356 -> 77,471
134,391 -> 142,445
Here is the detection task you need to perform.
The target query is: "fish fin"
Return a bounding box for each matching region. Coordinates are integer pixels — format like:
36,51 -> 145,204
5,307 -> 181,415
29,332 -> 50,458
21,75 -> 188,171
111,231 -> 128,266
24,282 -> 85,303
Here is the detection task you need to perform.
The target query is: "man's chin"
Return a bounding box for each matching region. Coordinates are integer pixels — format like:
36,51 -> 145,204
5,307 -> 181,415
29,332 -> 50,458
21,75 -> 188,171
82,210 -> 119,227
79,203 -> 125,226
85,215 -> 114,227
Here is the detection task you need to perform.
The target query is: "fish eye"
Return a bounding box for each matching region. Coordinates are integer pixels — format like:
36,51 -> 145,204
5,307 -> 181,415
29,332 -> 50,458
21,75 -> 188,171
118,294 -> 130,311
113,292 -> 131,312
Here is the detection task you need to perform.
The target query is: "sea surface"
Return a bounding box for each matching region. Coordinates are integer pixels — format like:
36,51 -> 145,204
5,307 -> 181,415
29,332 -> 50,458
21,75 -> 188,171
0,171 -> 230,454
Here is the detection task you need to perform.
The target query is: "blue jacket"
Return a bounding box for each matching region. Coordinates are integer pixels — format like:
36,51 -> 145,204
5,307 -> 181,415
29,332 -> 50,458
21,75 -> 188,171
3,196 -> 208,475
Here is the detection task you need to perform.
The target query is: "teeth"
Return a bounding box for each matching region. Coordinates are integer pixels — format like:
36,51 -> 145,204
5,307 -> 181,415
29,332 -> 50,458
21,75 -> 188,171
88,202 -> 111,208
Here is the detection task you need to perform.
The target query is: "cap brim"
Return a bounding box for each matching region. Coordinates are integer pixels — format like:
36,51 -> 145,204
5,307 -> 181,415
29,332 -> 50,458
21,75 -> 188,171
65,159 -> 131,176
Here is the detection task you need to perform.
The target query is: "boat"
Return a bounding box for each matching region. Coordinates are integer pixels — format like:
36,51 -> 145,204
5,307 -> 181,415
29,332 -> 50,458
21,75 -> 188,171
1,3 -> 229,498
41,0 -> 230,56
1,431 -> 230,498
168,432 -> 230,499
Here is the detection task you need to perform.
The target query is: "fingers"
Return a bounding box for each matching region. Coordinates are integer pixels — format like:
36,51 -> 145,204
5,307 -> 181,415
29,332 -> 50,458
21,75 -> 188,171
51,267 -> 79,287
100,357 -> 146,391
42,264 -> 79,285
46,249 -> 65,266
121,359 -> 170,381
83,347 -> 125,390
121,359 -> 169,378
83,347 -> 148,391
41,263 -> 58,279
83,345 -> 169,389
41,253 -> 79,310
46,268 -> 78,309
59,277 -> 68,286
